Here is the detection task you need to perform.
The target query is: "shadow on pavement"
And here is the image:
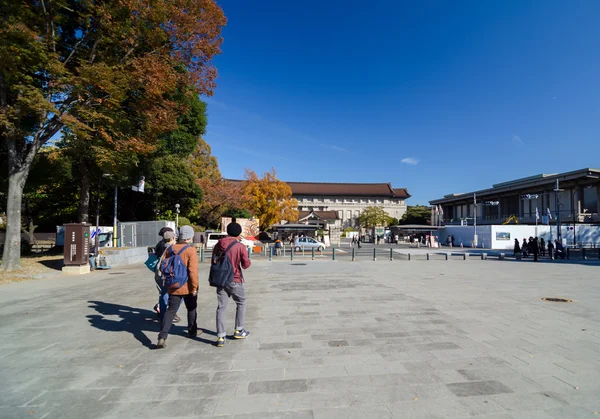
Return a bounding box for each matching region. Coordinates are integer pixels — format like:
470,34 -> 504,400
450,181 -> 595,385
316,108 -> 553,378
87,300 -> 218,348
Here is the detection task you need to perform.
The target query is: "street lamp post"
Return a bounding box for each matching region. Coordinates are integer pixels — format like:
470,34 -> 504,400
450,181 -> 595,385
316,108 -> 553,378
554,179 -> 563,244
175,203 -> 180,227
473,193 -> 477,247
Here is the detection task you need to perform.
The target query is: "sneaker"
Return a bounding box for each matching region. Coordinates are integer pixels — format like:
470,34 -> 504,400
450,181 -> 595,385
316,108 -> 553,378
173,314 -> 181,323
154,304 -> 160,318
216,337 -> 226,347
156,338 -> 167,349
234,329 -> 250,339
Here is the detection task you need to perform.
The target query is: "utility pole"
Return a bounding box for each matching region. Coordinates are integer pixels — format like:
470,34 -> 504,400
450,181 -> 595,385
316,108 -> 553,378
113,183 -> 118,247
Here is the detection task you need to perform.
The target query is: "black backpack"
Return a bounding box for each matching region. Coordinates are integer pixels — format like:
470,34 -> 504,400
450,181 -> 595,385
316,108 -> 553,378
209,241 -> 239,287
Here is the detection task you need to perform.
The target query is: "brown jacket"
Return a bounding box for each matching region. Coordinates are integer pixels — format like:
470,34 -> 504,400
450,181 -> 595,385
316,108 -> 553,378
165,243 -> 198,295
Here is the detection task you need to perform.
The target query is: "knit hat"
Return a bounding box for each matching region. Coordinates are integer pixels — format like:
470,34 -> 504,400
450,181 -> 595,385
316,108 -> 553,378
158,227 -> 174,237
179,225 -> 195,241
227,222 -> 242,237
163,230 -> 175,240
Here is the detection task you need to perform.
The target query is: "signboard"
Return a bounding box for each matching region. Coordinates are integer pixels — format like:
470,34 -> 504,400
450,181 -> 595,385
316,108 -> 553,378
496,232 -> 511,241
221,217 -> 260,237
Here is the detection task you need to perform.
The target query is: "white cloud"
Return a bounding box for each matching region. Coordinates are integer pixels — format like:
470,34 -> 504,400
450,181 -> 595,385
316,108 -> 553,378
330,145 -> 349,153
401,157 -> 419,165
512,134 -> 524,145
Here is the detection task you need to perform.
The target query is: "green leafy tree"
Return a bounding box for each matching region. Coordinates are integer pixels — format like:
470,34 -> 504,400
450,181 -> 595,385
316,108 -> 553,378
356,206 -> 390,228
399,205 -> 432,225
0,0 -> 226,270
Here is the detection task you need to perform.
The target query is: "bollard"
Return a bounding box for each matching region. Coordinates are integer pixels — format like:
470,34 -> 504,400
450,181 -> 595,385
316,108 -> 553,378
373,247 -> 377,261
426,253 -> 430,260
481,253 -> 487,260
352,247 -> 355,261
283,245 -> 286,257
269,248 -> 272,261
408,253 -> 411,261
333,248 -> 336,261
390,248 -> 393,261
200,247 -> 204,263
302,246 -> 305,257
312,247 -> 315,260
499,253 -> 505,260
291,247 -> 294,261
463,253 -> 467,260
582,248 -> 586,260
567,248 -> 570,260
264,245 -> 268,257
445,253 -> 449,261
248,247 -> 251,260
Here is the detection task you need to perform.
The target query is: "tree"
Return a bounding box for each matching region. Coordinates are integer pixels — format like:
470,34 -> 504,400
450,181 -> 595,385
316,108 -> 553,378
242,168 -> 298,231
399,205 -> 432,225
187,137 -> 221,182
357,206 -> 390,228
194,178 -> 245,229
0,0 -> 226,270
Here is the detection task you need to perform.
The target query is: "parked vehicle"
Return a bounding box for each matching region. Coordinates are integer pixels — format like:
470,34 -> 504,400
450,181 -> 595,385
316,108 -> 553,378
239,235 -> 255,248
206,233 -> 254,250
294,237 -> 325,251
205,232 -> 228,249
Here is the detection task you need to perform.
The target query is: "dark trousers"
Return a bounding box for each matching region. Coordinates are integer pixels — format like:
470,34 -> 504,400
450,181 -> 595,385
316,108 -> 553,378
158,294 -> 197,340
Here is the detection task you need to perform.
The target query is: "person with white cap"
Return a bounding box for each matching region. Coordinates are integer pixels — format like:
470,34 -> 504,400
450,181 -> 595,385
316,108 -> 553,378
156,225 -> 199,348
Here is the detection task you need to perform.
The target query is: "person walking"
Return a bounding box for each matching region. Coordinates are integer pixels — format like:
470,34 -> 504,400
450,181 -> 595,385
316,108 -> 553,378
513,238 -> 521,256
451,235 -> 455,247
547,239 -> 555,259
539,238 -> 546,257
153,229 -> 181,323
532,237 -> 539,262
213,222 -> 251,347
522,238 -> 529,258
156,225 -> 199,349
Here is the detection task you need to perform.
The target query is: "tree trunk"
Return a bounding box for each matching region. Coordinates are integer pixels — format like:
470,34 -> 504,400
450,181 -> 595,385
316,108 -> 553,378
77,158 -> 90,223
1,164 -> 28,271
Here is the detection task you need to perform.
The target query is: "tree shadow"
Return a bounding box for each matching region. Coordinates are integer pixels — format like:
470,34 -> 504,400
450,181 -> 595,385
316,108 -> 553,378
86,300 -> 218,349
36,258 -> 64,271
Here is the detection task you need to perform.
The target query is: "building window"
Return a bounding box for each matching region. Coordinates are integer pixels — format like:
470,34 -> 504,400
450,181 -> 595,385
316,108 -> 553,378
338,210 -> 343,220
347,210 -> 351,219
354,210 -> 359,218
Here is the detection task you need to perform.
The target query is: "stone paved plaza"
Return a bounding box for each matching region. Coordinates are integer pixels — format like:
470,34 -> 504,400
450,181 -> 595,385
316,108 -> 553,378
1,259 -> 600,418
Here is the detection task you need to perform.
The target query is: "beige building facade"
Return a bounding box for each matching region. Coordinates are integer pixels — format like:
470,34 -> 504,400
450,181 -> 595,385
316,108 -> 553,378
287,182 -> 410,228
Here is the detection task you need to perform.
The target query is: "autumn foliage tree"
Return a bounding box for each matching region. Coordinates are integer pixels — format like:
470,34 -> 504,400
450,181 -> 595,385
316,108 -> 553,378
0,0 -> 226,270
242,168 -> 298,231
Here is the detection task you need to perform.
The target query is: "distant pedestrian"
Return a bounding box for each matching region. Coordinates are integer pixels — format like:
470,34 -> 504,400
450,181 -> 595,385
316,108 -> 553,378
539,238 -> 545,256
394,234 -> 399,245
555,240 -> 565,259
212,222 -> 251,347
451,235 -> 455,247
513,238 -> 521,256
522,238 -> 528,258
156,225 -> 199,349
547,240 -> 555,259
532,237 -> 539,262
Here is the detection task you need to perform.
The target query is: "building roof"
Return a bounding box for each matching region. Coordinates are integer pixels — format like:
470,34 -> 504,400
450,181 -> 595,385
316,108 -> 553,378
286,181 -> 410,198
430,168 -> 600,205
226,180 -> 410,199
298,210 -> 339,221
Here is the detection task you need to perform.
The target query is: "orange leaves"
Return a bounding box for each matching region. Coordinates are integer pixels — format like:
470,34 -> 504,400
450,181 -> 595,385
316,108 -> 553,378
242,168 -> 298,230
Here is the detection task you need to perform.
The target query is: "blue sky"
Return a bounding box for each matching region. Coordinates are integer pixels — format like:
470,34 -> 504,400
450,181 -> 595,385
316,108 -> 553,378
204,0 -> 600,205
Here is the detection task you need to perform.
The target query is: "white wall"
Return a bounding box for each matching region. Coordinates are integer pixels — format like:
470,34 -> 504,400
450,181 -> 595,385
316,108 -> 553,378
437,224 -> 600,250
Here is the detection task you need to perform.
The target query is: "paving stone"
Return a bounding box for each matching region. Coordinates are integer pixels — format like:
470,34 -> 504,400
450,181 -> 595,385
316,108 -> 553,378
248,379 -> 308,395
447,380 -> 514,397
2,261 -> 600,417
313,405 -> 392,418
259,342 -> 303,351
